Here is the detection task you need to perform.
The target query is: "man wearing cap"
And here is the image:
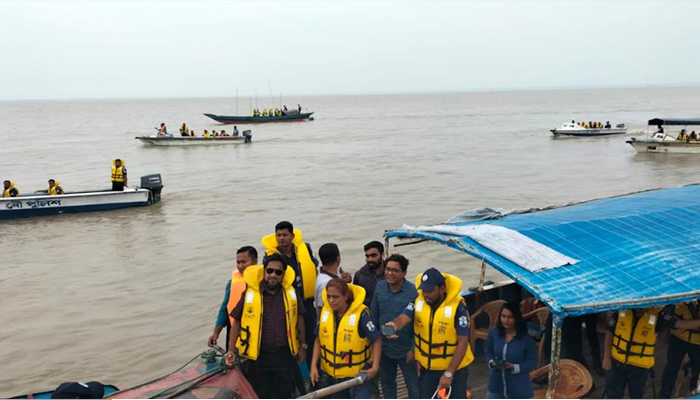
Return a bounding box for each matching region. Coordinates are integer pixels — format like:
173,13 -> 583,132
385,267 -> 473,399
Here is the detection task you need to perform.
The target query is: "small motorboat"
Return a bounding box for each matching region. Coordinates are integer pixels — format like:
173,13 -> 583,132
550,122 -> 626,137
136,131 -> 252,146
0,174 -> 163,220
627,118 -> 700,154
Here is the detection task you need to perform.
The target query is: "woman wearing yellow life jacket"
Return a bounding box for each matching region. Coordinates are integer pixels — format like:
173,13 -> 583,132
310,279 -> 381,399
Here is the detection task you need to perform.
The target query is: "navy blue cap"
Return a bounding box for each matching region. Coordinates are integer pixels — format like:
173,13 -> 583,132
419,267 -> 445,291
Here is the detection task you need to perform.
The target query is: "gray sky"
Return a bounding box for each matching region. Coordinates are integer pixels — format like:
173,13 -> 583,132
1,0 -> 699,100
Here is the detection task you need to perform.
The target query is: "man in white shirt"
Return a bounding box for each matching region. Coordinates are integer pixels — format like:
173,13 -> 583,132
313,243 -> 351,316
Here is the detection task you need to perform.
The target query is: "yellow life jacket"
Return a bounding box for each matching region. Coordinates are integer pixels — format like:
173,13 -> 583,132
226,269 -> 247,327
235,264 -> 299,361
111,161 -> 125,183
412,272 -> 474,371
263,109 -> 268,116
611,308 -> 660,369
319,284 -> 372,378
3,181 -> 19,197
262,228 -> 317,300
671,302 -> 700,345
203,131 -> 210,138
48,181 -> 62,195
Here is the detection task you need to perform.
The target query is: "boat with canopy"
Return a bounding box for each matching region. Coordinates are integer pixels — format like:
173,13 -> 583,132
628,118 -> 700,153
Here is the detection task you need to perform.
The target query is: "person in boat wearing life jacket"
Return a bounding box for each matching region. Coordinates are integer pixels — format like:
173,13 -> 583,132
203,130 -> 210,138
659,301 -> 700,398
603,306 -> 674,399
179,123 -> 189,137
190,130 -> 196,137
262,221 -> 319,371
156,123 -> 168,137
309,278 -> 382,399
111,159 -> 127,191
677,129 -> 688,141
386,267 -> 474,399
690,131 -> 699,141
208,246 -> 258,351
225,254 -> 307,399
3,180 -> 20,197
46,179 -> 64,195
262,108 -> 268,117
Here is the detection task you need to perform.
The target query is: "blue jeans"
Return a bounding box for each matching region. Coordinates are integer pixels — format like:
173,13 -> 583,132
487,391 -> 505,399
418,366 -> 468,399
379,353 -> 420,399
320,369 -> 374,399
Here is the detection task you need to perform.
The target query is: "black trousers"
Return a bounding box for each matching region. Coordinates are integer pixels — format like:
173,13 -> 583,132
418,366 -> 468,399
302,298 -> 316,368
562,314 -> 602,368
605,359 -> 649,399
111,181 -> 124,191
248,349 -> 297,399
660,335 -> 700,398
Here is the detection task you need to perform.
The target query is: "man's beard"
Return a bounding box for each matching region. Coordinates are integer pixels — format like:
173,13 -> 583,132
368,261 -> 380,270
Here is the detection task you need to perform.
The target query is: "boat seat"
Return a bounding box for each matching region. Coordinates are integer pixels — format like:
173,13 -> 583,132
530,359 -> 593,399
470,300 -> 506,357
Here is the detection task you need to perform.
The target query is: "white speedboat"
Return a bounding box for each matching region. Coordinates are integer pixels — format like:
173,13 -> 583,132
136,131 -> 252,146
0,174 -> 163,220
627,118 -> 700,154
550,122 -> 626,137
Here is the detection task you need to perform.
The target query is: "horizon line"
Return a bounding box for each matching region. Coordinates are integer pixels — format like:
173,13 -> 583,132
2,82 -> 700,102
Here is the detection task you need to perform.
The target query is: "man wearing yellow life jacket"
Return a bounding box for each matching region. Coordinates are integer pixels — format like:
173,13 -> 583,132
263,108 -> 268,117
111,159 -> 127,191
603,306 -> 674,399
387,267 -> 473,399
3,180 -> 20,197
47,179 -> 64,195
660,301 -> 700,398
309,279 -> 382,399
262,221 -> 319,369
207,246 -> 258,352
225,254 -> 307,399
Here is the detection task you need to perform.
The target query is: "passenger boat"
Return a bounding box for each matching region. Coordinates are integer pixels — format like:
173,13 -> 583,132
135,131 -> 252,146
627,118 -> 700,154
385,183 -> 700,398
550,121 -> 626,136
0,175 -> 163,220
203,111 -> 314,124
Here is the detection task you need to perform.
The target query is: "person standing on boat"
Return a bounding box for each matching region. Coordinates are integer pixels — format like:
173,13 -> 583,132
353,241 -> 386,308
208,246 -> 258,351
2,180 -> 19,197
314,243 -> 352,316
484,302 -> 538,399
110,159 -> 127,191
262,221 -> 319,369
47,179 -> 64,195
602,306 -> 674,399
659,301 -> 700,398
156,123 -> 168,136
309,278 -> 382,399
385,267 -> 474,399
370,254 -> 420,399
225,254 -> 307,399
233,126 -> 239,137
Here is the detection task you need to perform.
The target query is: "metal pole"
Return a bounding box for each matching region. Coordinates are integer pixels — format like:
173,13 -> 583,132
384,236 -> 390,258
546,314 -> 563,399
477,258 -> 486,292
298,375 -> 366,399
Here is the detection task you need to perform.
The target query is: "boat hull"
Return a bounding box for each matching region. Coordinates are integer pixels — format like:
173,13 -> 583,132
551,128 -> 627,137
627,139 -> 700,154
204,112 -> 314,124
11,385 -> 119,399
136,136 -> 251,146
0,189 -> 152,220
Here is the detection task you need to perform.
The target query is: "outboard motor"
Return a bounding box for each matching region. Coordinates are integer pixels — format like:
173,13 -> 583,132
242,130 -> 252,143
140,174 -> 163,204
616,123 -> 626,129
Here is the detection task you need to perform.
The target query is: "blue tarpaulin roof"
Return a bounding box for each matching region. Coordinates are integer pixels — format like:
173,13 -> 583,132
385,184 -> 700,319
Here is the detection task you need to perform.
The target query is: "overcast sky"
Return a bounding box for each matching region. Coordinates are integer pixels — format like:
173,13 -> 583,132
1,0 -> 699,100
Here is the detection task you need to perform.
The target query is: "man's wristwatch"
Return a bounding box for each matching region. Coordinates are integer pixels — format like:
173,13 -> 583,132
301,343 -> 308,350
443,371 -> 453,379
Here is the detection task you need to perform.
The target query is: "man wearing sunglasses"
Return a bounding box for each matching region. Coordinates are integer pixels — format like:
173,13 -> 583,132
226,254 -> 307,399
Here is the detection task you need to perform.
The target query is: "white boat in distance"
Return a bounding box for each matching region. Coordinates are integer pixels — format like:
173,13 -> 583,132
627,118 -> 700,154
550,122 -> 626,137
136,131 -> 252,146
1,174 -> 163,220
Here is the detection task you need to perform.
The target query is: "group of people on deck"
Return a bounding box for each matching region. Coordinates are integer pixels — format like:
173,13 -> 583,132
178,123 -> 240,138
204,221 -> 700,399
676,129 -> 699,142
252,104 -> 301,117
572,120 -> 612,129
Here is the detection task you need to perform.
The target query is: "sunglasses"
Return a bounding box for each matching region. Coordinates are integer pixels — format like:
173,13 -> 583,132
266,268 -> 284,276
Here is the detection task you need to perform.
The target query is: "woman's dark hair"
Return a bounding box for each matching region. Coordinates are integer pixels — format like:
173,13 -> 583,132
325,278 -> 354,305
496,302 -> 527,336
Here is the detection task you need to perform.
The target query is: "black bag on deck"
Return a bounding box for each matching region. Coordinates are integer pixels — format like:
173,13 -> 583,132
51,381 -> 105,399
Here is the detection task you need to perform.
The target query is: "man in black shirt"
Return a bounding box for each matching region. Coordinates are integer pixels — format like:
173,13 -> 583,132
353,241 -> 386,307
